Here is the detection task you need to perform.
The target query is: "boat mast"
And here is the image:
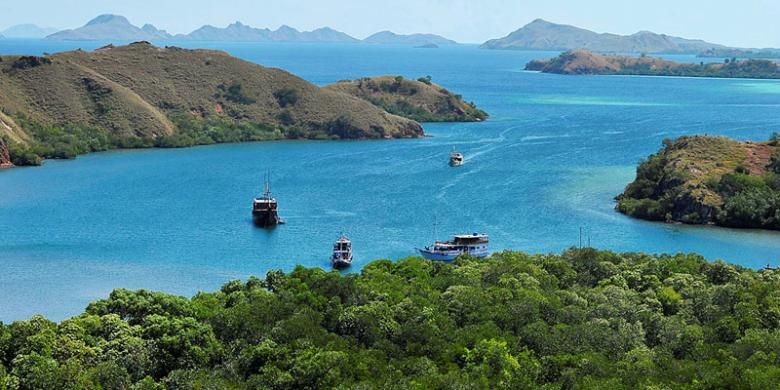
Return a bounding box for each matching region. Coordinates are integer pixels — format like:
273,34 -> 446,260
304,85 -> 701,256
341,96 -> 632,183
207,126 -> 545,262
263,170 -> 272,198
432,214 -> 438,245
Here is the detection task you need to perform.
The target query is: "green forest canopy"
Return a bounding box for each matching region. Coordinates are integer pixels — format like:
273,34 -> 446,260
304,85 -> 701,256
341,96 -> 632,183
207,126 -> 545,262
1,249 -> 780,389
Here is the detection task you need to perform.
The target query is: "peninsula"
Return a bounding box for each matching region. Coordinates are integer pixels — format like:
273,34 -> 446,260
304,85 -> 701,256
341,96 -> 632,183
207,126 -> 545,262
616,135 -> 780,230
526,49 -> 780,79
0,42 -> 423,166
324,76 -> 488,122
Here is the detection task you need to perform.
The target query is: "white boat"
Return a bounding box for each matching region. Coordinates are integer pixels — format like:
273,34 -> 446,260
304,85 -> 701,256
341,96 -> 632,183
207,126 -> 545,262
449,148 -> 464,166
332,234 -> 353,268
418,233 -> 489,261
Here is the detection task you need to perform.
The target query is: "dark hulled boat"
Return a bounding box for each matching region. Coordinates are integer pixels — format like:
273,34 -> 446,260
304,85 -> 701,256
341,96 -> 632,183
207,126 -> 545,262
252,174 -> 282,227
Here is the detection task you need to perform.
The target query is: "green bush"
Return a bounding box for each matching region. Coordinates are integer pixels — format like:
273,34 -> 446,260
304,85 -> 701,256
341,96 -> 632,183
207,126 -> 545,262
217,83 -> 256,105
272,88 -> 299,108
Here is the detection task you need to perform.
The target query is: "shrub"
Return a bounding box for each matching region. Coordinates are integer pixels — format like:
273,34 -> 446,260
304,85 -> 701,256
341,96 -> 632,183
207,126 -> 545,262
417,75 -> 433,85
217,83 -> 256,105
273,88 -> 299,108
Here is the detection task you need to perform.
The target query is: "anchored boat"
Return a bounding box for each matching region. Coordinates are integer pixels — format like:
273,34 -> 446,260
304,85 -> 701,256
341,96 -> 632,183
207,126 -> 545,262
332,234 -> 353,269
252,173 -> 283,227
449,148 -> 464,167
418,233 -> 489,261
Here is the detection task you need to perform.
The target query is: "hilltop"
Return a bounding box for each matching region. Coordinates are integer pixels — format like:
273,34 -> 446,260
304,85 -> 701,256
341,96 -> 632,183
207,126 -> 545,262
324,76 -> 487,122
616,135 -> 780,230
0,43 -> 422,166
526,49 -> 780,79
482,19 -> 726,54
363,31 -> 457,46
46,14 -> 172,41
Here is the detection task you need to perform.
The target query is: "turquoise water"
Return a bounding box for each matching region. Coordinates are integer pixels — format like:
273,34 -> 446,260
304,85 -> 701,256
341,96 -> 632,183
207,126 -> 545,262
2,40 -> 780,321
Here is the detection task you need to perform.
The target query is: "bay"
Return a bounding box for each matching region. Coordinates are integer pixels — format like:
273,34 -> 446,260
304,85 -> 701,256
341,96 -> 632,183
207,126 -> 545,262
1,40 -> 780,321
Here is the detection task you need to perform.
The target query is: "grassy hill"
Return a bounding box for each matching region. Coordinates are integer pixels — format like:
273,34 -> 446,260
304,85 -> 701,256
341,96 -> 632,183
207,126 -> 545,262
325,76 -> 488,122
616,135 -> 780,229
2,248 -> 780,388
527,49 -> 780,79
0,42 -> 422,166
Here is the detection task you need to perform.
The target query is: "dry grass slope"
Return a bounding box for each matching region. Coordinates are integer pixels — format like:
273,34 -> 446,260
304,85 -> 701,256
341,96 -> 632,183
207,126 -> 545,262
324,76 -> 487,122
616,135 -> 780,228
0,42 -> 423,165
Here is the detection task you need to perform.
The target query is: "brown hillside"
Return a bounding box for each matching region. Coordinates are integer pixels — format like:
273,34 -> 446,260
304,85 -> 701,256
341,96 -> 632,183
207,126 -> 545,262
0,43 -> 423,160
324,76 -> 487,122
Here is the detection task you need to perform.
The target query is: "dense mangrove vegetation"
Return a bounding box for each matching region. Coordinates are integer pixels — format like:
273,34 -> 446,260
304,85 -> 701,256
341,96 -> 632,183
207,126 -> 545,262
1,249 -> 779,388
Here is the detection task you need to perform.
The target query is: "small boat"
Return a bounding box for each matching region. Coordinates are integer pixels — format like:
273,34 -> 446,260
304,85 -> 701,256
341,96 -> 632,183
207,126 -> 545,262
332,234 -> 353,269
418,233 -> 489,261
449,148 -> 464,167
252,173 -> 284,227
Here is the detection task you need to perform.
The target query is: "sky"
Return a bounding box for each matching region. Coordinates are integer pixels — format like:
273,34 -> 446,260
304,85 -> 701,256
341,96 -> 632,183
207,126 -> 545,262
1,0 -> 779,48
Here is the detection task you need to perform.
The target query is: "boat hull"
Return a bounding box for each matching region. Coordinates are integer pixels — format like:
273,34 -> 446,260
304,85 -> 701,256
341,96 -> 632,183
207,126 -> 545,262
252,211 -> 280,227
332,259 -> 352,269
418,248 -> 488,261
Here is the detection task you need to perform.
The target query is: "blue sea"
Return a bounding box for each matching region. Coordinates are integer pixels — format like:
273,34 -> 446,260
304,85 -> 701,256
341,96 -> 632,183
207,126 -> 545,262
2,39 -> 780,321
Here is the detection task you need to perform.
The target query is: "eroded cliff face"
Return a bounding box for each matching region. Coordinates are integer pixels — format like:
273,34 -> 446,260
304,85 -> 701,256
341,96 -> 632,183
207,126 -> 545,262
0,138 -> 12,168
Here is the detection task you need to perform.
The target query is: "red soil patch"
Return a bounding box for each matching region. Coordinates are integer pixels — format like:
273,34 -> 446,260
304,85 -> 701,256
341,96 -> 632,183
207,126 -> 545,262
744,142 -> 775,175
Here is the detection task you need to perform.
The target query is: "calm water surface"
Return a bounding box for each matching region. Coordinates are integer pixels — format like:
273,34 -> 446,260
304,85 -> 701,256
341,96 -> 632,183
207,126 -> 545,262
2,40 -> 780,321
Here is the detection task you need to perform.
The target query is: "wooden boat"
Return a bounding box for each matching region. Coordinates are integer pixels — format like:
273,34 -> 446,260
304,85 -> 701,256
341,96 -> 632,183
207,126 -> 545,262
252,173 -> 283,227
418,233 -> 489,261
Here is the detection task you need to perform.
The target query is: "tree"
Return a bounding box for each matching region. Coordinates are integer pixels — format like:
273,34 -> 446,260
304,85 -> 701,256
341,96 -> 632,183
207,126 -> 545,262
464,339 -> 540,389
417,75 -> 433,85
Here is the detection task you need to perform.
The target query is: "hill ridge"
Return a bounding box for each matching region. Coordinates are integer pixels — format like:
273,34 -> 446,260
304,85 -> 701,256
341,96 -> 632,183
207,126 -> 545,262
482,19 -> 729,53
0,43 -> 423,166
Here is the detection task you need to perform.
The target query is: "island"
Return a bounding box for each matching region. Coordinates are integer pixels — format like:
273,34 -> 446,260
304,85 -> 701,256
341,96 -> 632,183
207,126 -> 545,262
525,49 -> 780,79
0,42 -> 424,167
1,24 -> 58,39
324,76 -> 488,122
698,48 -> 780,59
0,248 -> 777,388
481,19 -> 728,54
363,31 -> 457,46
616,135 -> 780,230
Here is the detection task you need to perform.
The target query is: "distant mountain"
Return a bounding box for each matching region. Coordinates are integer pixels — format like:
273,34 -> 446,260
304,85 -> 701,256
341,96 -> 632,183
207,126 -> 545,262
2,24 -> 58,38
44,14 -> 458,45
47,14 -> 172,41
184,21 -> 358,42
481,19 -> 727,54
364,31 -> 457,46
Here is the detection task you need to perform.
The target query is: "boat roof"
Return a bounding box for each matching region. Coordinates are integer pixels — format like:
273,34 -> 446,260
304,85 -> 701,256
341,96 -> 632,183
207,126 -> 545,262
335,235 -> 351,243
454,233 -> 488,239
